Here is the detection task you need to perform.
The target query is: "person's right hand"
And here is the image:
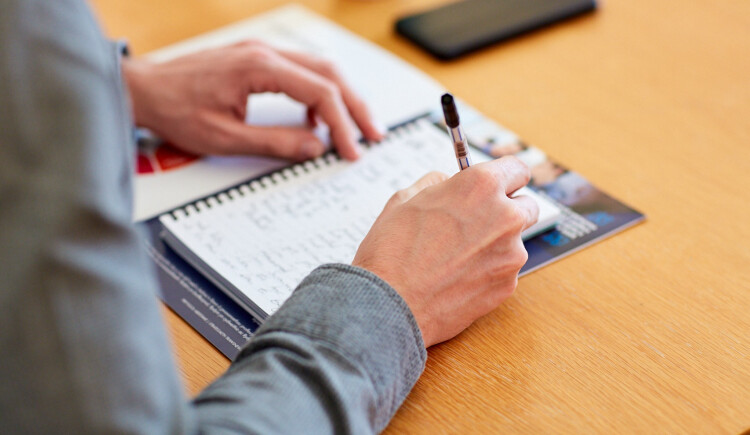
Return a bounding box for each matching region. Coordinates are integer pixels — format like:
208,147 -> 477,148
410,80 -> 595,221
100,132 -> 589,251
352,156 -> 539,347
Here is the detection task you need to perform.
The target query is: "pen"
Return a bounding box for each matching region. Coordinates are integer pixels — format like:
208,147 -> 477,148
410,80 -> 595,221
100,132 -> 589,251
441,93 -> 473,171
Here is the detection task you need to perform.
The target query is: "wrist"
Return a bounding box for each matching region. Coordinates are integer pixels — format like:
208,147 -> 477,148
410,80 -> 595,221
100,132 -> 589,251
121,58 -> 155,129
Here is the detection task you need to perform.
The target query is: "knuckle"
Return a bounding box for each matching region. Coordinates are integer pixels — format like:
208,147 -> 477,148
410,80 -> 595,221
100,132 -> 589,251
501,154 -> 523,166
319,80 -> 341,99
503,235 -> 529,270
467,167 -> 501,196
489,244 -> 526,278
500,154 -> 522,167
239,39 -> 267,48
417,171 -> 447,190
500,155 -> 531,182
383,196 -> 400,212
427,171 -> 449,183
497,199 -> 527,233
390,189 -> 409,205
509,204 -> 528,231
315,81 -> 343,108
488,275 -> 518,305
317,59 -> 340,78
244,45 -> 278,65
513,245 -> 529,269
518,163 -> 532,185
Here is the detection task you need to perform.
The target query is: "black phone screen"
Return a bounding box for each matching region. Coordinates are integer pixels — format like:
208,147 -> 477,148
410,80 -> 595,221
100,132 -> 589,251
395,0 -> 597,60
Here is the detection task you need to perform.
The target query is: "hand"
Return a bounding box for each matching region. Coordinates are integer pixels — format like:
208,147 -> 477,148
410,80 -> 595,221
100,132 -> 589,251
123,41 -> 382,161
352,157 -> 539,347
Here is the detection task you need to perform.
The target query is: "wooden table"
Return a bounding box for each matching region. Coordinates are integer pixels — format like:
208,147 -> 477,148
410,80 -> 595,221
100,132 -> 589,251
91,0 -> 750,432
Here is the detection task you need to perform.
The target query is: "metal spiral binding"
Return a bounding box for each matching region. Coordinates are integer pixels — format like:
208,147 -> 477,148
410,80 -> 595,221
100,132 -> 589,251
166,119 -> 424,222
167,153 -> 338,221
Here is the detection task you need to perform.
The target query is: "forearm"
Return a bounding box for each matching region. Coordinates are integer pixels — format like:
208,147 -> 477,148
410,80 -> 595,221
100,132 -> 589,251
194,265 -> 427,434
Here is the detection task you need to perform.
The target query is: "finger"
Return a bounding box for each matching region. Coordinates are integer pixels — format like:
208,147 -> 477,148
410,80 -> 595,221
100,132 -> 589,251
511,194 -> 540,231
385,171 -> 448,210
276,50 -> 383,141
478,156 -> 531,195
212,115 -> 326,160
245,50 -> 362,160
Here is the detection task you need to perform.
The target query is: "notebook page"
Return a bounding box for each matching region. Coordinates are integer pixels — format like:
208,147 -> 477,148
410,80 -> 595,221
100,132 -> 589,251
160,120 -> 464,316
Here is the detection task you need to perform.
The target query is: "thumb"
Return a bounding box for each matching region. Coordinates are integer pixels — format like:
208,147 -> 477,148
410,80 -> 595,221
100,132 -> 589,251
385,171 -> 448,211
218,119 -> 327,161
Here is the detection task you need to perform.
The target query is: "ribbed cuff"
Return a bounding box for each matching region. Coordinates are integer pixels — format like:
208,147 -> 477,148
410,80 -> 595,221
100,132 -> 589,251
255,264 -> 427,427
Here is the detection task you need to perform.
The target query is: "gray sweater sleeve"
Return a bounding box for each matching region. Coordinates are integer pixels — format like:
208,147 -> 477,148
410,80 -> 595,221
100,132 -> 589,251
197,265 -> 427,433
0,0 -> 426,433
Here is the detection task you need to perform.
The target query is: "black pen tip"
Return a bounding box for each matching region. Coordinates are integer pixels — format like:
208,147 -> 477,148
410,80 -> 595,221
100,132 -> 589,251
441,93 -> 459,128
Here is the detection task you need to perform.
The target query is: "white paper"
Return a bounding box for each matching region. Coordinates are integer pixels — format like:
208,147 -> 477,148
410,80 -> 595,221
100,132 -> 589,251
134,4 -> 444,221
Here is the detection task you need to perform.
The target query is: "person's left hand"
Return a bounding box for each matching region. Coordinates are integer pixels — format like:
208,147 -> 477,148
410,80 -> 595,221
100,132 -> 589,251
123,41 -> 383,161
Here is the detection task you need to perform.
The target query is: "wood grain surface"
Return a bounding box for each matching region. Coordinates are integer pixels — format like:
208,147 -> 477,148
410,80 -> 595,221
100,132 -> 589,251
90,0 -> 750,432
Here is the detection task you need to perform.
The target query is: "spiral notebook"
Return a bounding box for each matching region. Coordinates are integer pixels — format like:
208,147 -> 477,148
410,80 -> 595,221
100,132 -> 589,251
158,118 -> 561,322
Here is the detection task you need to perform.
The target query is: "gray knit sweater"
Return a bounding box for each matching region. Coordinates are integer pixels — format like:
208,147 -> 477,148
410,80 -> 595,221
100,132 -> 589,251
0,0 -> 426,433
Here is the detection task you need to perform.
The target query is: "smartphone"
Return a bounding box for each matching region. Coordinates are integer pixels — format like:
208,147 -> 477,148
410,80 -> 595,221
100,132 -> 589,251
395,0 -> 597,61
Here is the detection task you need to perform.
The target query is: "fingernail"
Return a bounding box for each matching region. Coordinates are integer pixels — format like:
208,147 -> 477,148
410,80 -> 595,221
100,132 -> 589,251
374,120 -> 388,137
350,142 -> 362,160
